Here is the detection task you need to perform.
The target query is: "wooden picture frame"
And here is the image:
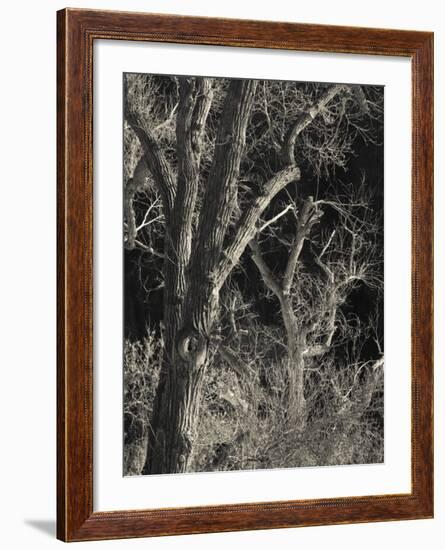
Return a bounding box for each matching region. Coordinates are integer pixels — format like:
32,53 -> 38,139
57,8 -> 434,542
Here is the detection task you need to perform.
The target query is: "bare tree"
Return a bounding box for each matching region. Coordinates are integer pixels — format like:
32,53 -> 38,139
250,183 -> 382,431
124,74 -> 382,474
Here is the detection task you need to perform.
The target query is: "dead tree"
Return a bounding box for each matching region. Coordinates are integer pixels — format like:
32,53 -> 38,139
250,185 -> 382,431
124,74 -> 381,473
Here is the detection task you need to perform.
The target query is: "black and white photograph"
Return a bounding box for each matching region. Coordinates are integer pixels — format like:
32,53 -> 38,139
123,73 -> 384,476
1,0 -> 439,547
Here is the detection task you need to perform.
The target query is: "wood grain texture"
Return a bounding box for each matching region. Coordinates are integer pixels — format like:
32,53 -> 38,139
57,8 -> 434,542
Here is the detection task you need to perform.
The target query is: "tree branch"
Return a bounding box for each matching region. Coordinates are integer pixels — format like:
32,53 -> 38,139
258,204 -> 294,232
248,240 -> 282,298
282,197 -> 322,294
191,78 -> 213,155
219,345 -> 256,381
170,78 -> 199,261
282,84 -> 348,166
124,177 -> 138,250
171,77 -> 213,262
124,156 -> 152,250
216,165 -> 301,289
163,78 -> 214,341
184,79 -> 257,334
304,238 -> 338,357
217,84 -> 347,290
124,77 -> 176,221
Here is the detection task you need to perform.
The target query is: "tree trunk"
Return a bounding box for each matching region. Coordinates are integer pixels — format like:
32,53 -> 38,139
143,352 -> 207,474
280,292 -> 307,431
143,79 -> 258,474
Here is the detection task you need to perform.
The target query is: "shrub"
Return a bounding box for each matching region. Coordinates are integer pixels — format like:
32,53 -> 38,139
123,331 -> 162,475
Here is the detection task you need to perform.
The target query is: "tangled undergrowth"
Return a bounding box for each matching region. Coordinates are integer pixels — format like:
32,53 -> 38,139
123,329 -> 383,476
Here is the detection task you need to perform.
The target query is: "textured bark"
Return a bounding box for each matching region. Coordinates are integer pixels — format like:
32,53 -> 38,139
216,165 -> 301,288
144,353 -> 208,474
304,238 -> 338,358
127,78 -> 346,473
250,198 -> 321,430
143,79 -> 214,475
183,79 -> 257,335
124,177 -> 138,250
163,78 -> 213,349
124,94 -> 176,221
281,296 -> 307,431
144,79 -> 259,474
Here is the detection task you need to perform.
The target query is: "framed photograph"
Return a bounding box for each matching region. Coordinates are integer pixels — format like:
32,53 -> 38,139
57,8 -> 434,542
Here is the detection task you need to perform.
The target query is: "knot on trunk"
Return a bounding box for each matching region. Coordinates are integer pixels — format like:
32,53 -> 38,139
177,329 -> 207,367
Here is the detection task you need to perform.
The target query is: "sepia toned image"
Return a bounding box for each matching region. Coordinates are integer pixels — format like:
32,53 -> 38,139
123,73 -> 384,476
